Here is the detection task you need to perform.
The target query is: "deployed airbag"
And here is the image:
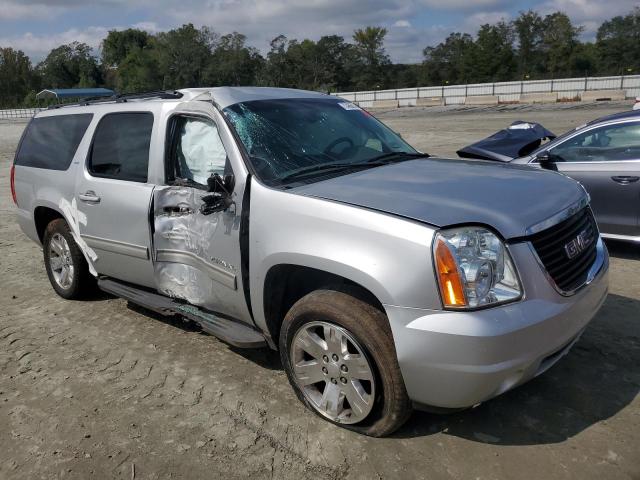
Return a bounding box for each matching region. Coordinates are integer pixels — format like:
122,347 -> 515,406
179,118 -> 227,185
457,121 -> 556,162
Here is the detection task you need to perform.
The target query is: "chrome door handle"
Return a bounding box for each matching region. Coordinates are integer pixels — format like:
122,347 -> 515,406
611,176 -> 639,184
78,190 -> 101,203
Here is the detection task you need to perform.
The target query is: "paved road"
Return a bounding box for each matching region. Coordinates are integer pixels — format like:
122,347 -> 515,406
1,106 -> 638,479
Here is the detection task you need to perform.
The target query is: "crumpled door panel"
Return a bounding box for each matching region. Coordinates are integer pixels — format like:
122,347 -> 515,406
152,186 -> 238,310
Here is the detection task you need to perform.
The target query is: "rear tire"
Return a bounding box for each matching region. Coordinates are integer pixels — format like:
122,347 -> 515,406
43,219 -> 96,299
280,289 -> 412,437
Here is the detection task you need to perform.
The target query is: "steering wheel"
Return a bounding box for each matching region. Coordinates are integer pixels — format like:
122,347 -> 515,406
324,137 -> 354,155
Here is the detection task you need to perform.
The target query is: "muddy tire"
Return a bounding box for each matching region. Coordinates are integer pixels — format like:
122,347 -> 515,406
280,289 -> 412,437
43,219 -> 96,299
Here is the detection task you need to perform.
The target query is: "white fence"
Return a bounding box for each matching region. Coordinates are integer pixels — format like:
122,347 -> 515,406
333,75 -> 640,107
0,108 -> 42,120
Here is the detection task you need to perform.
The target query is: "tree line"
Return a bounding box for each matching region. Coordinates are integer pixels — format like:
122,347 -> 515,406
0,8 -> 638,108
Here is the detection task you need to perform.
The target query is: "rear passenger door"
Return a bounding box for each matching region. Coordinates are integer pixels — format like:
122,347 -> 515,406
76,112 -> 157,288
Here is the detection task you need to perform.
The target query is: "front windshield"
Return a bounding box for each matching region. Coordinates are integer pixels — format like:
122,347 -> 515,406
223,98 -> 417,185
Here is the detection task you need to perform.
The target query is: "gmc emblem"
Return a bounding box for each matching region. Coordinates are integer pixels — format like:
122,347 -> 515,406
564,228 -> 593,259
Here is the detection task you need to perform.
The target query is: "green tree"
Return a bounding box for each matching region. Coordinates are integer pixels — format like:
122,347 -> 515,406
467,21 -> 516,82
351,26 -> 390,89
287,39 -> 327,89
596,7 -> 640,75
207,32 -> 264,86
37,42 -> 101,88
570,42 -> 599,77
116,45 -> 162,93
101,28 -> 151,67
540,12 -> 583,77
513,10 -> 545,77
421,32 -> 475,85
316,35 -> 352,91
0,48 -> 36,107
155,24 -> 216,89
265,35 -> 292,86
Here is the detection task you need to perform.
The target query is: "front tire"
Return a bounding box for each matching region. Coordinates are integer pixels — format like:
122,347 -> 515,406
279,290 -> 412,437
43,219 -> 95,299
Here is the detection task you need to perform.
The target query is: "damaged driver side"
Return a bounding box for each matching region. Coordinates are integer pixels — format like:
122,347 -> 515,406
151,113 -> 247,321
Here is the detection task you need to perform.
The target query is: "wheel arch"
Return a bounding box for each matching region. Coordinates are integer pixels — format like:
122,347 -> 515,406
261,262 -> 387,350
34,205 -> 65,244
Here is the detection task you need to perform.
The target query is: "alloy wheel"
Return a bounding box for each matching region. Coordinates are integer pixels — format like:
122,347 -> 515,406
48,233 -> 74,290
290,321 -> 376,424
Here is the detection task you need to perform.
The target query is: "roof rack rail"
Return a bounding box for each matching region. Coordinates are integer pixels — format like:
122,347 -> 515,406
47,90 -> 184,110
113,90 -> 184,102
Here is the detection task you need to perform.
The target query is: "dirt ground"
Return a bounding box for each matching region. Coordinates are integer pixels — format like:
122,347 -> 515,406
1,102 -> 638,480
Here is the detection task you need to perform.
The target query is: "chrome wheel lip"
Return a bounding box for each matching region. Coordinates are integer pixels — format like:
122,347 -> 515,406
290,320 -> 376,425
49,233 -> 74,290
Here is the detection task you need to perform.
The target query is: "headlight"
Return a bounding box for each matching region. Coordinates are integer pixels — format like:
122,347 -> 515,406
433,226 -> 522,309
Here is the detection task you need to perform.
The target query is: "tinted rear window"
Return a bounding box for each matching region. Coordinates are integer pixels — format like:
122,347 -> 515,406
88,112 -> 153,183
15,114 -> 93,170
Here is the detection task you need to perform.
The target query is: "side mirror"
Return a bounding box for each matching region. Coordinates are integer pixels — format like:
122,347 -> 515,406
201,173 -> 234,215
206,172 -> 235,194
535,152 -> 557,170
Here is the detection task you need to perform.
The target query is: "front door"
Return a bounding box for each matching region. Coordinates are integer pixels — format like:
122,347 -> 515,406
547,121 -> 640,237
152,112 -> 251,323
76,111 -> 156,287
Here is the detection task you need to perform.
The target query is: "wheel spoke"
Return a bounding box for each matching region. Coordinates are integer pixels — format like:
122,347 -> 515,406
323,324 -> 343,353
296,329 -> 327,360
50,237 -> 64,255
343,354 -> 373,382
49,256 -> 63,271
320,382 -> 344,417
59,266 -> 70,287
344,380 -> 372,417
294,360 -> 326,386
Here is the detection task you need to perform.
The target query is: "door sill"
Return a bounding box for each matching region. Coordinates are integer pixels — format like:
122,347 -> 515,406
98,278 -> 266,348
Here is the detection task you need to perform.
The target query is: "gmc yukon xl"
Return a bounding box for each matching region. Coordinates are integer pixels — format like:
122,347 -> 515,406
11,87 -> 609,436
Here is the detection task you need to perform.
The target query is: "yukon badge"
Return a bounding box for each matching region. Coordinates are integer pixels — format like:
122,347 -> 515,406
564,228 -> 594,259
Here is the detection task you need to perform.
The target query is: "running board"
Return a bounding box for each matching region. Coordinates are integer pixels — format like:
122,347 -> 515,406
98,278 -> 266,349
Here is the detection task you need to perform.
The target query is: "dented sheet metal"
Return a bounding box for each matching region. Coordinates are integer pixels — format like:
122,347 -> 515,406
58,197 -> 98,276
153,187 -> 237,309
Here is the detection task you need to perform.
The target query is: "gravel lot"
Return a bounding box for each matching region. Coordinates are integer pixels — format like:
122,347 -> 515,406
1,102 -> 639,480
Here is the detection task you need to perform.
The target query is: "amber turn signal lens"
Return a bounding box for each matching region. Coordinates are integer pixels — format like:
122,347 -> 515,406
434,237 -> 467,307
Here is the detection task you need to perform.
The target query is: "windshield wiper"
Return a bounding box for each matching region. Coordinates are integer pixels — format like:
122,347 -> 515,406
279,162 -> 388,183
365,151 -> 430,163
278,152 -> 429,184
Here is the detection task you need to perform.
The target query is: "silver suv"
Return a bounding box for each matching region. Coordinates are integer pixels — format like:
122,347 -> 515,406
11,87 -> 609,436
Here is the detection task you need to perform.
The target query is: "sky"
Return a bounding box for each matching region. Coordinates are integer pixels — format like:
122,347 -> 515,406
0,0 -> 637,64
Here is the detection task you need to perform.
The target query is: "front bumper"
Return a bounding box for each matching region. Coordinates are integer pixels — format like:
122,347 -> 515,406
385,239 -> 609,409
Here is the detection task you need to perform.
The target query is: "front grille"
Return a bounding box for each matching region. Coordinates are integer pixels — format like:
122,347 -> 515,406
529,207 -> 598,292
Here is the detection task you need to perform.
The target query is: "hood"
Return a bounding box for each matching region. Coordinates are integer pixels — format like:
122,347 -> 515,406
293,158 -> 586,239
457,121 -> 556,162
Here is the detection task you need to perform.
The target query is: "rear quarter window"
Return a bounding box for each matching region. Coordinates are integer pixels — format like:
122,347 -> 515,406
14,114 -> 93,170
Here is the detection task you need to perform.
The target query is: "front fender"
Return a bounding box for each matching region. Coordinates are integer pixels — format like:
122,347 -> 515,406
249,181 -> 441,333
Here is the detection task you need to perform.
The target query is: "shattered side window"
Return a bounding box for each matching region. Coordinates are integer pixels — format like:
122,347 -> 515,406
173,117 -> 227,186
